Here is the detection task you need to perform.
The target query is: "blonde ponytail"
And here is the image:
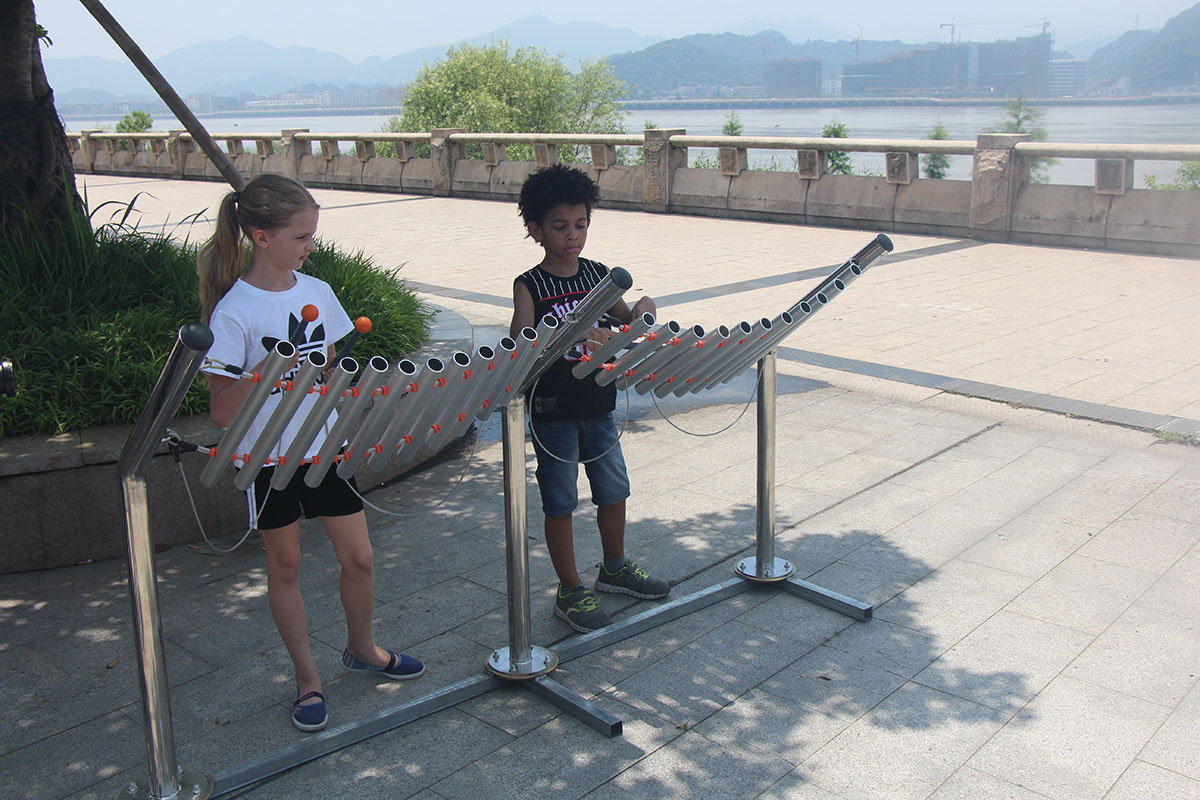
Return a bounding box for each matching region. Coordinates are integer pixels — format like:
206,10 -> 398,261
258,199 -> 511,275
196,174 -> 319,323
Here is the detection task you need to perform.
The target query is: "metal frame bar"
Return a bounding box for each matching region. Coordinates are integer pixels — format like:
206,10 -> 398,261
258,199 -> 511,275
118,323 -> 216,800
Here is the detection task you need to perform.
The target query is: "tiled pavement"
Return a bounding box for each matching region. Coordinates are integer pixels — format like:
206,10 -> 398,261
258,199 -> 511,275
0,176 -> 1197,799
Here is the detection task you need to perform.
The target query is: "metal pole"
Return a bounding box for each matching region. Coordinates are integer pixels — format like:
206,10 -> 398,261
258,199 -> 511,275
116,323 -> 214,800
79,0 -> 245,190
487,395 -> 557,678
735,350 -> 794,583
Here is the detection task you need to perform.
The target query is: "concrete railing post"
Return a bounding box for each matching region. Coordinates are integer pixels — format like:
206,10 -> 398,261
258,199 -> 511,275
535,142 -> 559,168
431,128 -> 464,195
1096,158 -> 1134,195
796,149 -> 827,180
719,146 -> 748,176
970,133 -> 1030,241
643,128 -> 686,212
80,130 -> 102,172
591,143 -> 617,170
166,129 -> 194,179
280,129 -> 310,180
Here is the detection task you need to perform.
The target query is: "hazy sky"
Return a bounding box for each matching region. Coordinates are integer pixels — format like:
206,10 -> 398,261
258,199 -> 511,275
37,0 -> 1194,61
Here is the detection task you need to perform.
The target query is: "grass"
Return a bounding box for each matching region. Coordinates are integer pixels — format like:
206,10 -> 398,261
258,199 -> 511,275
0,193 -> 432,438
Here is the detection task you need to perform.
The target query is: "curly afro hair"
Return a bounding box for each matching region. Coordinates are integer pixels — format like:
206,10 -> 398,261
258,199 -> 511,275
517,164 -> 601,227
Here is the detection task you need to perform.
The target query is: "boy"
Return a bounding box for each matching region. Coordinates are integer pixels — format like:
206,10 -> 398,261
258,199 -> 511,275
510,164 -> 669,633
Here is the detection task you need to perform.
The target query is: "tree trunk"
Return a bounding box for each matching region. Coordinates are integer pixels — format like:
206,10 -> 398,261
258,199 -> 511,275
0,0 -> 83,235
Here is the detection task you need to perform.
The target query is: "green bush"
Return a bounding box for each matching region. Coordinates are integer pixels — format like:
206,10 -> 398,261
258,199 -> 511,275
0,196 -> 432,438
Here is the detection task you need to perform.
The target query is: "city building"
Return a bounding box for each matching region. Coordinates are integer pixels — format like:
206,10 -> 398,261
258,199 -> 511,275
842,33 -> 1052,97
1048,59 -> 1088,96
765,59 -> 822,98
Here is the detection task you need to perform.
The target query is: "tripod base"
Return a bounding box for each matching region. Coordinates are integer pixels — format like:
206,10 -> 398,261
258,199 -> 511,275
734,556 -> 796,582
118,769 -> 213,800
485,645 -> 558,679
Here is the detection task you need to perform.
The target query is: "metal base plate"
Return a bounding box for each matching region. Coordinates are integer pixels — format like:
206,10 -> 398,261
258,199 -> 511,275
485,645 -> 559,679
735,556 -> 796,582
118,769 -> 213,799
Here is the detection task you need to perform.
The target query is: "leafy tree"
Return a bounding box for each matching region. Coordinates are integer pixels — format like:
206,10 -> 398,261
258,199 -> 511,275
383,40 -> 625,162
0,4 -> 82,237
922,119 -> 951,180
722,110 -> 743,136
116,110 -> 153,133
1144,162 -> 1200,190
822,118 -> 852,175
986,96 -> 1057,184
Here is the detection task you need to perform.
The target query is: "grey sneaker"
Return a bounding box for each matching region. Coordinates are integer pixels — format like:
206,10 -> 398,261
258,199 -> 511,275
554,584 -> 613,633
595,559 -> 670,600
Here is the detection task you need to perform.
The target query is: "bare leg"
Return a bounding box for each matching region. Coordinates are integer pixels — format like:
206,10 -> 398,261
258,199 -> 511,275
597,500 -> 626,563
323,510 -> 390,667
261,522 -> 321,700
545,513 -> 580,587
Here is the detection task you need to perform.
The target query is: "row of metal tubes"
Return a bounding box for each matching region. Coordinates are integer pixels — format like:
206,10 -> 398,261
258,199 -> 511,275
590,235 -> 893,395
199,343 -> 297,488
570,311 -> 655,380
615,324 -> 704,390
593,320 -> 682,387
520,268 -> 633,393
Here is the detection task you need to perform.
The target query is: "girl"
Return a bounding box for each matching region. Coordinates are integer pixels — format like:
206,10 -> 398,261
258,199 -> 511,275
198,173 -> 423,733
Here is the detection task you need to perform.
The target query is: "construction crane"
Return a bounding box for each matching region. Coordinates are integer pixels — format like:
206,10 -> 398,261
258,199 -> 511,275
1025,18 -> 1052,34
939,19 -> 1011,44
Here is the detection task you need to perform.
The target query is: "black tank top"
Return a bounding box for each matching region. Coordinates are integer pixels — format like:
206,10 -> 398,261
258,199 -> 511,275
515,258 -> 617,421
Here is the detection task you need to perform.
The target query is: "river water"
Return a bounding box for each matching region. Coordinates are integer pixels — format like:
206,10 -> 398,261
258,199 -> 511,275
65,103 -> 1199,186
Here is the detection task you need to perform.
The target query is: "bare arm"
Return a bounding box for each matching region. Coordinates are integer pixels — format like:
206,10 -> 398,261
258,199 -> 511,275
510,279 -> 536,338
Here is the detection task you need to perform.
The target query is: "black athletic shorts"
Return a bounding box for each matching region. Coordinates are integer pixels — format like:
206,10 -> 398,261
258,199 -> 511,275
246,464 -> 363,530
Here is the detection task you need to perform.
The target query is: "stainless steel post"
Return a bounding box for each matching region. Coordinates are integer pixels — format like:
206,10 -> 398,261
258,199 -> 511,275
735,350 -> 794,583
486,395 -> 557,678
117,322 -> 214,800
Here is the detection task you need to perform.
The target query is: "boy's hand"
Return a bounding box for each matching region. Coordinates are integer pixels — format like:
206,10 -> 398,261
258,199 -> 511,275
583,326 -> 618,352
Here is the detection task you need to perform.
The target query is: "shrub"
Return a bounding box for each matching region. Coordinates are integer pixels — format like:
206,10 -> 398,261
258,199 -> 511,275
0,196 -> 432,438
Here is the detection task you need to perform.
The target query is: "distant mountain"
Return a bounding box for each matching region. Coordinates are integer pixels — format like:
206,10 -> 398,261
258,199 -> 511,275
726,18 -> 848,43
608,31 -> 932,97
1088,2 -> 1200,89
44,15 -> 661,103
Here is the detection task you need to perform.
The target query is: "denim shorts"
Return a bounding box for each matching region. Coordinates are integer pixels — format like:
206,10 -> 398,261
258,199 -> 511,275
530,414 -> 631,518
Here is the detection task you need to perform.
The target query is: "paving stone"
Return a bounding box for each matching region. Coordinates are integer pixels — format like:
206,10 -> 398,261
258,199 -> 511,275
966,675 -> 1171,800
792,683 -> 1010,800
911,609 -> 1093,713
1138,679 -> 1200,782
1004,554 -> 1159,636
926,765 -> 1052,799
760,644 -> 909,720
1102,759 -> 1200,800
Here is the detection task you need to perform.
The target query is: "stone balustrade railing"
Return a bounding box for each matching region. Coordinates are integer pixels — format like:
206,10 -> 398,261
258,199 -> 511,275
67,127 -> 1200,256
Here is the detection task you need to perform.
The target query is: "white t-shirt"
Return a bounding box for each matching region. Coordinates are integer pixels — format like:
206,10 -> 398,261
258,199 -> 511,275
204,272 -> 353,466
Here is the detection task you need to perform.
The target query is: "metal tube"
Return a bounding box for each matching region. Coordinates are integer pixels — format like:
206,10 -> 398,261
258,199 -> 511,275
199,341 -> 295,487
522,268 -> 633,392
305,356 -> 390,487
446,344 -> 501,440
714,312 -> 795,385
755,351 -> 777,569
681,319 -> 760,396
650,325 -> 729,397
337,359 -> 418,479
785,234 -> 893,318
367,359 -> 438,471
502,395 -> 532,666
594,320 -> 681,387
499,316 -> 560,411
274,357 -> 358,490
233,351 -> 326,491
476,331 -> 534,424
619,324 -> 703,391
117,322 -> 213,800
391,352 -> 470,464
422,350 -> 476,452
570,312 -> 655,379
